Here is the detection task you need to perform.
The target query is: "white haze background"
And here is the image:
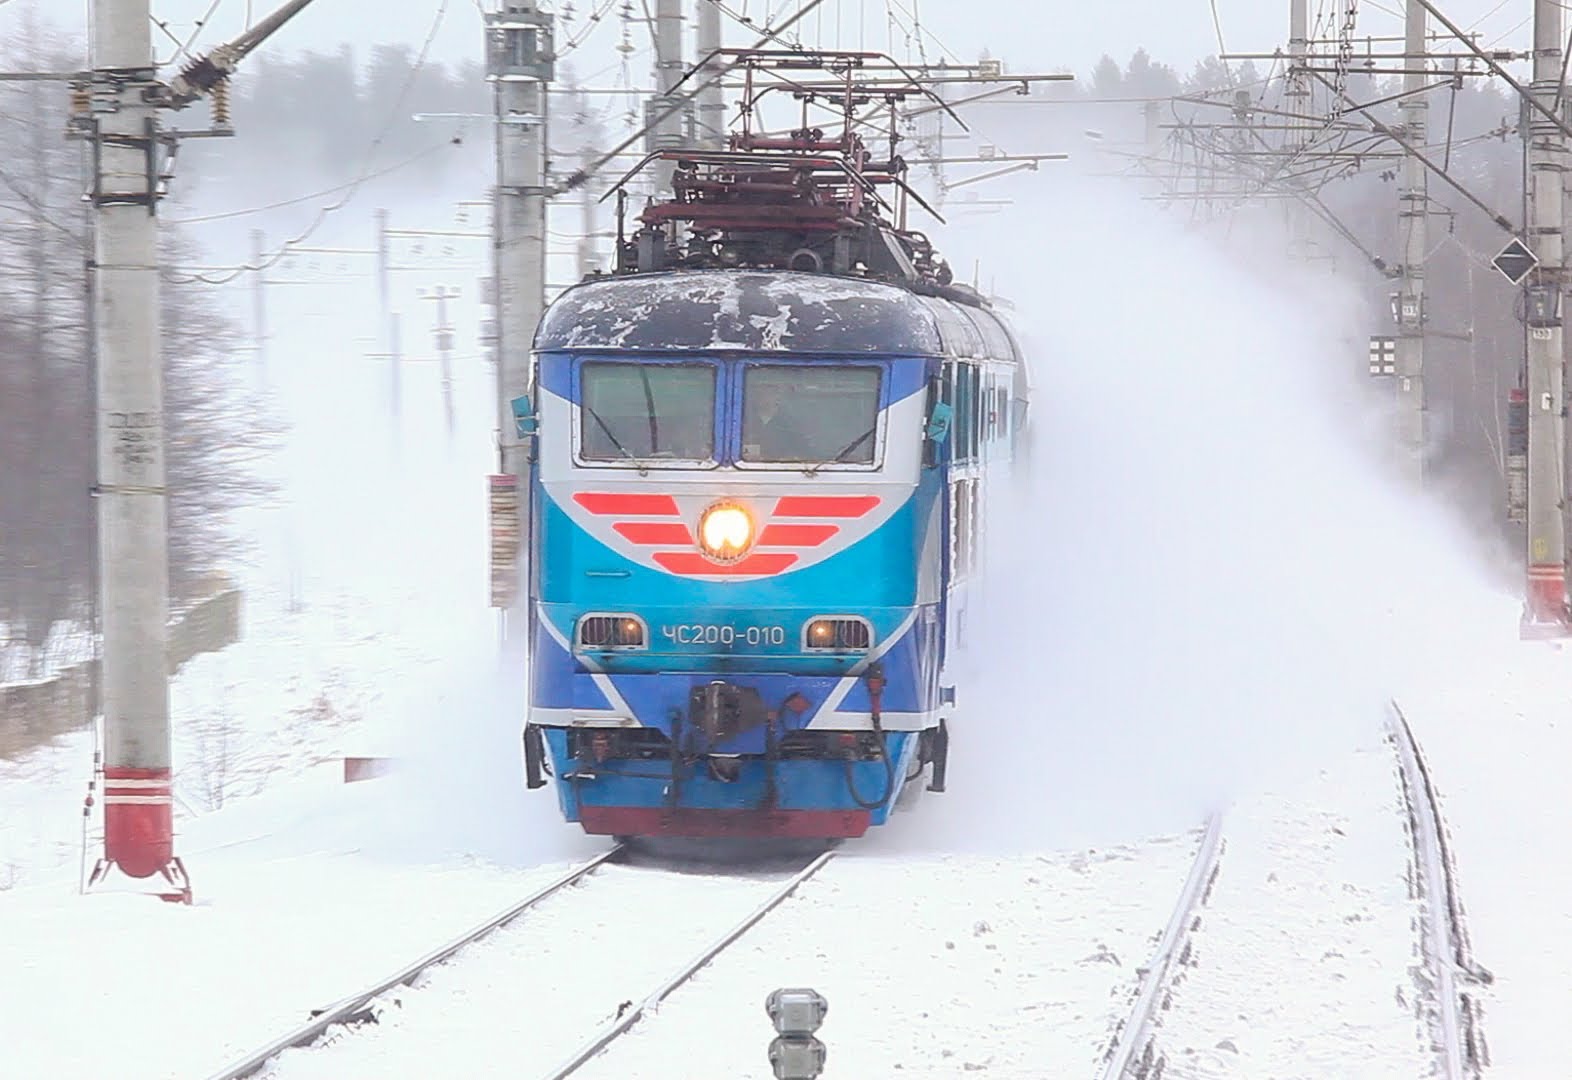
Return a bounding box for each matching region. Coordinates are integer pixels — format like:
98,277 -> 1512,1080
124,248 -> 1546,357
874,171 -> 1515,854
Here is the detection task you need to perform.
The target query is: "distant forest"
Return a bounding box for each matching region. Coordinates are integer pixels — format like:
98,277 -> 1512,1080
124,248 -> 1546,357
0,24 -> 1535,659
0,23 -> 501,667
0,13 -> 268,668
178,42 -> 492,208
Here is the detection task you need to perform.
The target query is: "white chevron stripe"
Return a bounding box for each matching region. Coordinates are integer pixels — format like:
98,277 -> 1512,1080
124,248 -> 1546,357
812,607 -> 923,725
536,611 -> 636,719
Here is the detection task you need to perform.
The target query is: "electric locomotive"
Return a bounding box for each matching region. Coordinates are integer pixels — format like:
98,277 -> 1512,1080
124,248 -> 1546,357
512,52 -> 1029,839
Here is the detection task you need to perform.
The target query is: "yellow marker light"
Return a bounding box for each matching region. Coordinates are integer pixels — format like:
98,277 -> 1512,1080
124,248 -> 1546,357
699,502 -> 754,562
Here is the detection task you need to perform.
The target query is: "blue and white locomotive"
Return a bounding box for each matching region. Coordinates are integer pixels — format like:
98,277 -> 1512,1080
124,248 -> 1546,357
515,52 -> 1029,839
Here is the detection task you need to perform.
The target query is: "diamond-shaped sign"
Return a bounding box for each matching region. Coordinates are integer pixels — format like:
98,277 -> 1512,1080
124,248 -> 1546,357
1493,238 -> 1539,286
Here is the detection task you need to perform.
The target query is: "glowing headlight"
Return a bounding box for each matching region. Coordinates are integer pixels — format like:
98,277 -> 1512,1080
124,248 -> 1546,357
699,502 -> 754,562
805,617 -> 872,651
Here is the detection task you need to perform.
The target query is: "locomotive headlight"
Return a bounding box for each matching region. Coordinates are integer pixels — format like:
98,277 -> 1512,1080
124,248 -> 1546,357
805,617 -> 872,652
578,614 -> 648,650
699,502 -> 754,562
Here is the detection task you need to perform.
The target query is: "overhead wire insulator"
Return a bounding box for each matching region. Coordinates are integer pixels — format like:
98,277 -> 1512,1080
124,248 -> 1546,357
617,1 -> 636,55
211,79 -> 232,129
175,54 -> 226,97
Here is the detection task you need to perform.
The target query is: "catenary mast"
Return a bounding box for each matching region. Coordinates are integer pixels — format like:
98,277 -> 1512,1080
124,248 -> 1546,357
488,3 -> 553,645
1525,0 -> 1568,630
1394,0 -> 1429,486
89,0 -> 186,900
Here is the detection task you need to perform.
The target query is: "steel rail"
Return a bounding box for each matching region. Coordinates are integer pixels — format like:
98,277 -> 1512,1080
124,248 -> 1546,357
1388,701 -> 1489,1080
203,845 -> 627,1080
1097,814 -> 1225,1080
543,849 -> 838,1078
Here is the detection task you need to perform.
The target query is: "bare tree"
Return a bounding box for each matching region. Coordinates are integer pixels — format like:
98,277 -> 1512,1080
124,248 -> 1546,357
0,12 -> 93,667
0,10 -> 276,678
161,233 -> 282,602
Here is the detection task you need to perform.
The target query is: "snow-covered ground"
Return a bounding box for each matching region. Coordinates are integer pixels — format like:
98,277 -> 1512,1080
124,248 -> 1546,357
261,859 -> 830,1080
1154,730 -> 1430,1079
569,840 -> 1204,1080
0,619 -> 93,684
0,773 -> 596,1080
5,163 -> 1571,1080
1392,598 -> 1572,1080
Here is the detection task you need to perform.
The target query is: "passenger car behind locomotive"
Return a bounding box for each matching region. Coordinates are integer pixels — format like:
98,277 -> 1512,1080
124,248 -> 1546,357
512,51 -> 1029,839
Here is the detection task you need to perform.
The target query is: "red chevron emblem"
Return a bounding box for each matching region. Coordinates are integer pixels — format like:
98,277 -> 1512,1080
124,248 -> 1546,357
574,492 -> 680,516
569,492 -> 880,577
773,495 -> 880,518
653,552 -> 800,576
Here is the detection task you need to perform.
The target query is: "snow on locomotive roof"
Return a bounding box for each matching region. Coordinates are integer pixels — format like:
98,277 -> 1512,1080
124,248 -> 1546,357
535,269 -> 1009,357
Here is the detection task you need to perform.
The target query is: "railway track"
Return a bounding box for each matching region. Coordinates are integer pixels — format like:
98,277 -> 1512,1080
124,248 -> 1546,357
204,845 -> 626,1080
1096,708 -> 1495,1079
1388,700 -> 1491,1080
1095,814 -> 1225,1080
203,846 -> 834,1080
542,850 -> 834,1078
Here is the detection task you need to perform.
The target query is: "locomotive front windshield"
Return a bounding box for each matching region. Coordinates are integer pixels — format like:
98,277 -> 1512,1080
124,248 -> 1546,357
580,361 -> 716,462
741,365 -> 881,465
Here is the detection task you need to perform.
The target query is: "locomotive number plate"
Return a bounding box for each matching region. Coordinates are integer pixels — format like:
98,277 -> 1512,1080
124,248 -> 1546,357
661,624 -> 788,647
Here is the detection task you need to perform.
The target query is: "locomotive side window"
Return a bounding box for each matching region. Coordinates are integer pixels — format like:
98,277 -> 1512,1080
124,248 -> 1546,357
580,361 -> 715,463
953,362 -> 980,464
741,365 -> 882,465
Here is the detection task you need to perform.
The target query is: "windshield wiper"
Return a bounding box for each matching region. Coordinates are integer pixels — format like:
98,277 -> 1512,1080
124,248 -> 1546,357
583,403 -> 649,475
804,423 -> 879,475
638,367 -> 661,456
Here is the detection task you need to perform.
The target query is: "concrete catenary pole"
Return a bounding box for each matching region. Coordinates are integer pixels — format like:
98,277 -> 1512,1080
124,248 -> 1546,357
1285,0 -> 1312,262
650,0 -> 686,192
578,144 -> 598,280
250,228 -> 268,382
571,84 -> 598,281
488,3 -> 552,649
375,208 -> 399,420
1527,0 -> 1570,628
1395,0 -> 1428,486
695,0 -> 725,149
431,283 -> 457,435
390,310 -> 404,436
89,0 -> 187,897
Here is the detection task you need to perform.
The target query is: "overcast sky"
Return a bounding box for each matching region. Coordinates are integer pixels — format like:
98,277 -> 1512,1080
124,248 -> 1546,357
27,1 -> 1546,82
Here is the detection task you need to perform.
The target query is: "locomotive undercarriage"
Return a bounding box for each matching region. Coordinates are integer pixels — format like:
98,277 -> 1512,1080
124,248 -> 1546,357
522,712 -> 949,839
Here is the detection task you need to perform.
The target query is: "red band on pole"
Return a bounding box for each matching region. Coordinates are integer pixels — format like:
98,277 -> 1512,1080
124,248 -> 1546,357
102,766 -> 173,880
